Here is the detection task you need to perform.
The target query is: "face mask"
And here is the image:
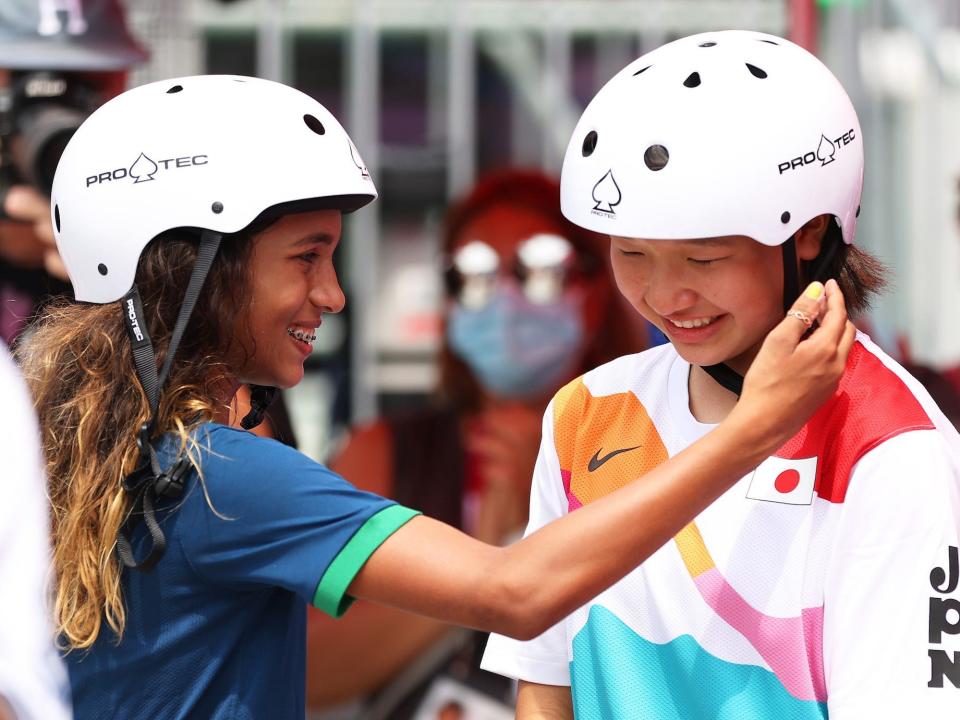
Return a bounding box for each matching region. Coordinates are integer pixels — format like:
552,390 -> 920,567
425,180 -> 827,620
447,281 -> 584,399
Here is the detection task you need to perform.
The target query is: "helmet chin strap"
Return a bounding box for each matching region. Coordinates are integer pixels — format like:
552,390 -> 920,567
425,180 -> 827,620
116,229 -> 222,572
700,236 -> 801,397
699,227 -> 843,398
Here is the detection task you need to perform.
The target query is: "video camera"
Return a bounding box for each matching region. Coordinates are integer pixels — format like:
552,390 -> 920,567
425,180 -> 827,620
0,0 -> 148,211
0,70 -> 101,197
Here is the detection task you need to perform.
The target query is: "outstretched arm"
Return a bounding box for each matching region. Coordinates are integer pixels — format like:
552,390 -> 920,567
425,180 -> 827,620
516,681 -> 574,720
349,281 -> 855,639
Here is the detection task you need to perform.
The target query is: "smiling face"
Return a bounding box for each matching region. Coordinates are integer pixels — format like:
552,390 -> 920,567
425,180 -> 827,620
610,234 -> 785,373
230,209 -> 345,388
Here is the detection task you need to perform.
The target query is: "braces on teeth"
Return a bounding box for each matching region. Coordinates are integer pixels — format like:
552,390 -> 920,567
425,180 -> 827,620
288,328 -> 317,343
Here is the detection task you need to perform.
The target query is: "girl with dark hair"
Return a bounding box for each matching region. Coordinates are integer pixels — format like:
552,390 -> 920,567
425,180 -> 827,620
482,31 -> 960,720
24,74 -> 851,719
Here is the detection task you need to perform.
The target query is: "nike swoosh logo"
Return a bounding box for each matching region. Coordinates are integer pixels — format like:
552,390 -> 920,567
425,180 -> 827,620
588,445 -> 641,472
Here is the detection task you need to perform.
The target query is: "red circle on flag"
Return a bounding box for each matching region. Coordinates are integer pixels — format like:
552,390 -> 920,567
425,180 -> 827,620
774,469 -> 801,494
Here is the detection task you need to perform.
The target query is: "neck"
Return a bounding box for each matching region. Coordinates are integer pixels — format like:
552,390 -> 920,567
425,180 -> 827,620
686,339 -> 763,423
211,379 -> 243,426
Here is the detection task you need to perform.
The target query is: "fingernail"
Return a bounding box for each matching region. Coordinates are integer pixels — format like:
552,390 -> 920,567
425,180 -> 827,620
804,281 -> 824,300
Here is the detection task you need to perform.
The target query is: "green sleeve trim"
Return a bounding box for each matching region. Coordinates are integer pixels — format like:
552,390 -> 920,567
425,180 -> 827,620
312,504 -> 420,617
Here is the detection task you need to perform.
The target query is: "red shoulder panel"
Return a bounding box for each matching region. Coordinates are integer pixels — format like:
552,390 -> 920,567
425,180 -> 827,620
776,342 -> 935,503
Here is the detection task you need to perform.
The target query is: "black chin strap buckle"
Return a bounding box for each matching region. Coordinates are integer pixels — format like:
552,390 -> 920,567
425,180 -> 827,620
240,385 -> 278,430
153,456 -> 191,499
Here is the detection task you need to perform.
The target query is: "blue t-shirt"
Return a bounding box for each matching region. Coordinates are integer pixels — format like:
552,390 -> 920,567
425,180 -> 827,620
66,423 -> 418,719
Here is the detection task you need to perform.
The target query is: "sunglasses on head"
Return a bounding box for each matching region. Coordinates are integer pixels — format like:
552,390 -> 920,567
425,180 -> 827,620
444,234 -> 599,309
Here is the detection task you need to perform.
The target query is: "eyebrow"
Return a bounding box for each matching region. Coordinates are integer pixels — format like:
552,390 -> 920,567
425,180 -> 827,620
678,237 -> 735,248
294,233 -> 336,246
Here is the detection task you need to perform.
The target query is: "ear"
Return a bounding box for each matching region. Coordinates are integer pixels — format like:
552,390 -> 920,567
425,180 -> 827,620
794,214 -> 831,261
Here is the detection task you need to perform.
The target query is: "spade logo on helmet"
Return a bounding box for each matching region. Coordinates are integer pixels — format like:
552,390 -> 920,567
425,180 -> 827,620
130,153 -> 159,184
591,170 -> 621,217
348,140 -> 371,180
85,153 -> 209,188
777,129 -> 855,175
816,134 -> 836,166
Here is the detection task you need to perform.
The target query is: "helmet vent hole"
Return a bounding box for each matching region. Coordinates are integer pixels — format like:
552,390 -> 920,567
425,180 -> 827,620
699,42 -> 717,48
683,72 -> 701,88
304,114 -> 326,135
746,64 -> 767,79
856,205 -> 861,218
758,39 -> 779,45
54,204 -> 60,233
98,263 -> 108,276
166,85 -> 183,94
582,131 -> 598,157
632,64 -> 652,76
644,145 -> 669,171
781,211 -> 791,224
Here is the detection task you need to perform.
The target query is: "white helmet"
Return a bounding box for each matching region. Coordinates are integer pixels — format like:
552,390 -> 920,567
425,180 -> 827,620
51,74 -> 376,303
560,30 -> 862,247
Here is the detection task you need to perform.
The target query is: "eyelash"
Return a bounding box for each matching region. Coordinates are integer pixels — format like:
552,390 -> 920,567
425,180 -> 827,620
298,251 -> 320,264
617,249 -> 727,264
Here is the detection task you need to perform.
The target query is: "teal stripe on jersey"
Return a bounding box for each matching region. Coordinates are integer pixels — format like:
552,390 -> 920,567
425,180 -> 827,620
570,606 -> 828,720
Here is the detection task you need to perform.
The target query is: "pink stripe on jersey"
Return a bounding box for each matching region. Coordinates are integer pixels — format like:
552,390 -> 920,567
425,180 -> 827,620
694,567 -> 826,701
561,469 -> 583,511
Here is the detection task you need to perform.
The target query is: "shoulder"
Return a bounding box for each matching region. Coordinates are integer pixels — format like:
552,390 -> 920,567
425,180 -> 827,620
549,348 -> 678,510
553,345 -> 677,425
198,423 -> 315,468
782,335 -> 944,503
176,423 -> 396,534
188,423 -> 345,500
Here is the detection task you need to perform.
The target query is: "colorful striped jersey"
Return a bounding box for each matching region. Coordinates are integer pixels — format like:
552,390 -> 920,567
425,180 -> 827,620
482,335 -> 960,719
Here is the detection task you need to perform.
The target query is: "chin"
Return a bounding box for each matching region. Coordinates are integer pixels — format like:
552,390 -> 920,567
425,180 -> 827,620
275,366 -> 305,389
241,366 -> 304,390
671,340 -> 750,370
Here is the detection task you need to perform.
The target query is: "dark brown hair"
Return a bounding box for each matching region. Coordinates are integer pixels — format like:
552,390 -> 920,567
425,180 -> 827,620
803,220 -> 887,317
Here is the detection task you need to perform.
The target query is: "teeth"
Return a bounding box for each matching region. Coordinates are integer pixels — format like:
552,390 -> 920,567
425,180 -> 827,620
668,316 -> 717,329
287,327 -> 317,344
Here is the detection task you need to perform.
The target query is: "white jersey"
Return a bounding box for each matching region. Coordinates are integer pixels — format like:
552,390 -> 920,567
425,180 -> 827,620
0,344 -> 71,719
482,334 -> 960,719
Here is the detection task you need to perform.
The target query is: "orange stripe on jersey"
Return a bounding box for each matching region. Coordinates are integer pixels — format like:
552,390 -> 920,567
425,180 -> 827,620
553,377 -> 669,509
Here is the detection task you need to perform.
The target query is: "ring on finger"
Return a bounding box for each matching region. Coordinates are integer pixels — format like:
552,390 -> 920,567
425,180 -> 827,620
787,310 -> 813,328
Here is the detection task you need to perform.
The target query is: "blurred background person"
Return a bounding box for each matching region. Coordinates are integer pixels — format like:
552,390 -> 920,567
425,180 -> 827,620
0,0 -> 146,345
305,169 -> 643,719
0,339 -> 71,720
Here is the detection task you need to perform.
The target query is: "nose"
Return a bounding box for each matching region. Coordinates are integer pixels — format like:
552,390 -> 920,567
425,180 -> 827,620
309,265 -> 346,314
643,267 -> 699,318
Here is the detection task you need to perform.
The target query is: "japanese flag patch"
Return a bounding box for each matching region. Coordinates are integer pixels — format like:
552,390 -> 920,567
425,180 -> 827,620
746,456 -> 818,505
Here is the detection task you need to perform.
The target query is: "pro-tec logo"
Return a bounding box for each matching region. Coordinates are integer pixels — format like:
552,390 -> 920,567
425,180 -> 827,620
746,456 -> 817,505
590,170 -> 621,217
929,545 -> 960,688
86,153 -> 209,188
126,299 -> 144,342
777,129 -> 856,175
